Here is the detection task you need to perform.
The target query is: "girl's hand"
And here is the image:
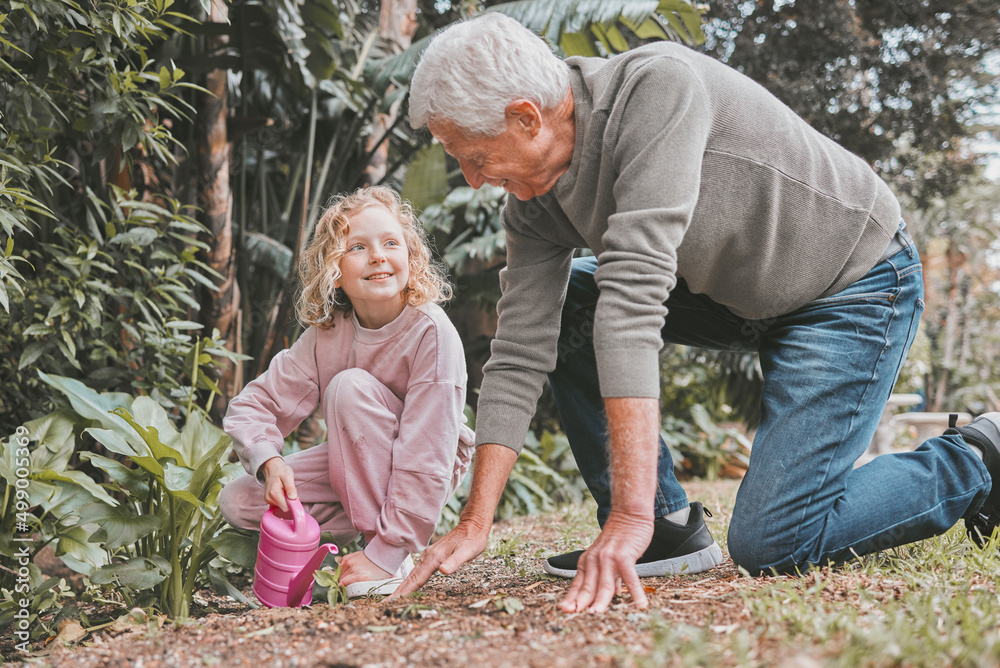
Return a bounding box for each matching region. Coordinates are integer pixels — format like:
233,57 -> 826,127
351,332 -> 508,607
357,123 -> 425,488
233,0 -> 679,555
262,457 -> 298,512
338,551 -> 393,586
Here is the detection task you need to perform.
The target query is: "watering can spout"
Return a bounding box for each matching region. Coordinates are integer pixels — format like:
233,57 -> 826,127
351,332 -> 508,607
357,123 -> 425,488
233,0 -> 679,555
286,543 -> 338,606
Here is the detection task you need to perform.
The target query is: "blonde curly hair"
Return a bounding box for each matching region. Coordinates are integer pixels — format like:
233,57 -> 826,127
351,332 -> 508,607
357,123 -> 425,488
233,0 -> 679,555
297,186 -> 453,328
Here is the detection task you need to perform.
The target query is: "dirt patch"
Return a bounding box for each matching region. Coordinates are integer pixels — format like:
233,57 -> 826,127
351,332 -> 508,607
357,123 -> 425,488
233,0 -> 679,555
8,481 -> 760,667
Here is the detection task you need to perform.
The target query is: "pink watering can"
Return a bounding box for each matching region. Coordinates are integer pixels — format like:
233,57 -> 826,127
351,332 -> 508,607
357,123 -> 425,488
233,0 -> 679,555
253,496 -> 338,608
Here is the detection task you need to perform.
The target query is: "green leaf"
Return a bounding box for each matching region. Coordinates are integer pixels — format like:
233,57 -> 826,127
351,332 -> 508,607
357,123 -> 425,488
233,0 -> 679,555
208,565 -> 257,608
129,396 -> 184,456
38,372 -> 132,432
25,409 -> 77,472
22,323 -> 51,337
110,226 -> 159,247
77,501 -> 164,550
86,427 -> 141,458
186,433 -> 232,501
90,556 -> 170,590
55,526 -> 108,575
33,469 -> 120,507
559,31 -> 600,57
244,233 -> 293,280
163,460 -> 195,495
210,529 -> 259,569
79,452 -> 151,500
165,320 -> 203,330
401,143 -> 450,214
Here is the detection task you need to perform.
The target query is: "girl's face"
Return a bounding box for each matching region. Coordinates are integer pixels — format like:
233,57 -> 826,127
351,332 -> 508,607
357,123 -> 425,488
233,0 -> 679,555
336,205 -> 411,329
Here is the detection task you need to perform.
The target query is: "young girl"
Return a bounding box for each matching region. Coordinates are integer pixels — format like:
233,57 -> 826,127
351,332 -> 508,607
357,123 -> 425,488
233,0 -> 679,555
220,186 -> 474,598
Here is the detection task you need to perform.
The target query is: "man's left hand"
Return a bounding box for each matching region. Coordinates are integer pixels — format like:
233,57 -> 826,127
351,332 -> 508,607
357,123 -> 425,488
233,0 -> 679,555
557,509 -> 654,613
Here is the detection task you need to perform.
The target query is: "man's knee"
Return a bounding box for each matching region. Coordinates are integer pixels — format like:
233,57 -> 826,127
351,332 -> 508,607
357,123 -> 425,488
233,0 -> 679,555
726,516 -> 794,576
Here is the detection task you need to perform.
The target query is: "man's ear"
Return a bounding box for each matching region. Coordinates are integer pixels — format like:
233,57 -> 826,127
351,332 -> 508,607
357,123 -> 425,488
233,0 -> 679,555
506,99 -> 542,137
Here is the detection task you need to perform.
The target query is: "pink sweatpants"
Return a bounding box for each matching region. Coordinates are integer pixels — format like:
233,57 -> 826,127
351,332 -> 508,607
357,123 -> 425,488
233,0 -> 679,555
219,368 -> 461,548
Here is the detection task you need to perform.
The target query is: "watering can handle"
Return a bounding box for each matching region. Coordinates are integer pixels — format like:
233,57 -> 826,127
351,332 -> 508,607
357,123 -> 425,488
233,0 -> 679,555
288,495 -> 306,533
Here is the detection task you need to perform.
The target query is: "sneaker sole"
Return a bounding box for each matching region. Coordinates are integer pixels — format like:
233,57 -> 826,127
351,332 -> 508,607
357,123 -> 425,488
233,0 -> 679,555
344,578 -> 404,598
542,542 -> 724,579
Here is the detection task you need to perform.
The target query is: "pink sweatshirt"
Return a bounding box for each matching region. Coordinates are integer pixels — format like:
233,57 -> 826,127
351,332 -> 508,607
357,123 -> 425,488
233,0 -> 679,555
223,303 -> 475,567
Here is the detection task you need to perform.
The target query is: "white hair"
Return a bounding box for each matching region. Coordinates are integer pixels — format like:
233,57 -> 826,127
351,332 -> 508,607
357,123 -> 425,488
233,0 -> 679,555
409,12 -> 571,136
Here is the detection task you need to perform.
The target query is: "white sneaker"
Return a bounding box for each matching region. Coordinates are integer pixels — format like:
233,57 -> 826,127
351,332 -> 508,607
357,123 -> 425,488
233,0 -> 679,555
344,554 -> 414,598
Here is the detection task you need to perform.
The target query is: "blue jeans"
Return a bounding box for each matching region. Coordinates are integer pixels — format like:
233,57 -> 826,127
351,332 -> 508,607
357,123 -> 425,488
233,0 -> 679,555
548,226 -> 990,574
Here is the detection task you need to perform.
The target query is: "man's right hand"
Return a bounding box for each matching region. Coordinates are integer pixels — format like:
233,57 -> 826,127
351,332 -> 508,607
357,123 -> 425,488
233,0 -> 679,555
390,516 -> 491,598
262,456 -> 298,511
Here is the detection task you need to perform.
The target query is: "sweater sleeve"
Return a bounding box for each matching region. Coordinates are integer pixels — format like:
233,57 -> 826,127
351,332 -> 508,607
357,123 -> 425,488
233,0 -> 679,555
363,327 -> 470,572
473,205 -> 575,453
222,327 -> 321,484
594,59 -> 712,398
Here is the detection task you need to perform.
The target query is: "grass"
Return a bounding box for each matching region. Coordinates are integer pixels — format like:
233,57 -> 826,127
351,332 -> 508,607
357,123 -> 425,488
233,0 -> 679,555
621,480 -> 1000,667
518,479 -> 1000,666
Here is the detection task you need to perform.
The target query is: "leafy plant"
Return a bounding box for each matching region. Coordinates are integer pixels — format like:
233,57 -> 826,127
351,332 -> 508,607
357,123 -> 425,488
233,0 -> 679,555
34,373 -> 246,620
0,0 -> 233,432
661,405 -> 750,481
439,426 -> 587,533
314,564 -> 350,607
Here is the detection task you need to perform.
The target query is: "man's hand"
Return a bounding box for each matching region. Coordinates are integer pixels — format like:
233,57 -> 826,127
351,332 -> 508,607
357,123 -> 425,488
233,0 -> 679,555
390,517 -> 492,598
388,442 -> 519,599
338,551 -> 392,586
558,396 -> 660,614
557,510 -> 654,613
262,456 -> 297,511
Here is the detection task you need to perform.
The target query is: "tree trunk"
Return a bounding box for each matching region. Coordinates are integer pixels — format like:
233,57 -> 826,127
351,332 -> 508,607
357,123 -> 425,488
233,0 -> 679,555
362,0 -> 418,185
198,0 -> 242,417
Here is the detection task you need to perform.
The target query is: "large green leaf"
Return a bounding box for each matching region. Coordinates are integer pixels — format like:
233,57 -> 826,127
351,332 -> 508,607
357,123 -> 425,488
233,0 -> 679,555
86,427 -> 140,457
77,501 -> 164,550
187,435 -> 232,502
129,396 -> 184,457
25,409 -> 77,472
37,372 -> 132,432
244,232 -> 293,281
112,405 -> 187,466
210,528 -> 259,569
90,555 -> 170,590
178,412 -> 229,471
163,460 -> 196,496
55,526 -> 108,575
33,469 -> 119,507
79,452 -> 151,500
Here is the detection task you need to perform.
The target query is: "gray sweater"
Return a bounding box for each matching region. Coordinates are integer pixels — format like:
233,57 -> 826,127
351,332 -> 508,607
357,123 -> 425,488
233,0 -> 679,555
475,42 -> 901,452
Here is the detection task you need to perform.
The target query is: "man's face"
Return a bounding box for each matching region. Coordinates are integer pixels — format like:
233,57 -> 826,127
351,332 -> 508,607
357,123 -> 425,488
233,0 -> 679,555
428,120 -> 550,201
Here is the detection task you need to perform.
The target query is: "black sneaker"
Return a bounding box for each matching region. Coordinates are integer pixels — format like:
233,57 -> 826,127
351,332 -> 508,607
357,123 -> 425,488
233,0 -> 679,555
953,413 -> 1000,546
542,502 -> 724,578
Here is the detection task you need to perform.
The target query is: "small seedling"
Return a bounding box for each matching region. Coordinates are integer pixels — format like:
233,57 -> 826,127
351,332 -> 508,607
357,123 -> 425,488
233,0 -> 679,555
313,565 -> 349,606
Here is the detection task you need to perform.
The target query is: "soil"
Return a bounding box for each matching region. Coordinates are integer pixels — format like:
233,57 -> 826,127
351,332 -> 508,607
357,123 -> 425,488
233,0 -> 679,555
7,481 -> 774,668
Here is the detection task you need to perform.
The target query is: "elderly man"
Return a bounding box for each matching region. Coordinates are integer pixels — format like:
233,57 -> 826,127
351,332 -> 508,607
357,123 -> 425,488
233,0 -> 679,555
393,12 -> 1000,613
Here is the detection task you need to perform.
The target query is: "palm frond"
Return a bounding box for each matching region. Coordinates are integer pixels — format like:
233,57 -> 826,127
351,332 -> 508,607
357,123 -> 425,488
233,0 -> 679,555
244,232 -> 293,280
369,0 -> 706,89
